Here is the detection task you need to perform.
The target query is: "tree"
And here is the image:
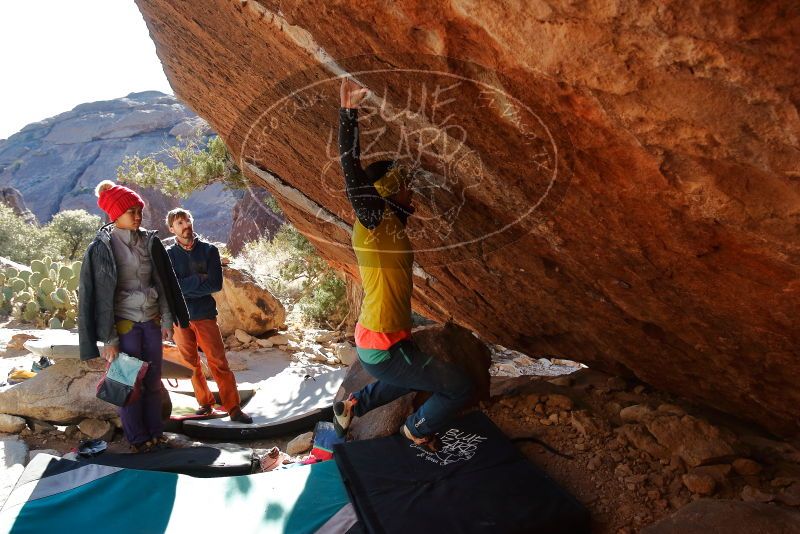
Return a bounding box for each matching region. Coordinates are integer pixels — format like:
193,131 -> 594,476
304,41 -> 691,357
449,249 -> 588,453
0,204 -> 56,264
116,134 -> 248,198
45,209 -> 102,260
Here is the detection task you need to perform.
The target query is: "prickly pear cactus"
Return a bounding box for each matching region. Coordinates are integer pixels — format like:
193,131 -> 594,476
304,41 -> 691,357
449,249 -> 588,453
2,257 -> 82,329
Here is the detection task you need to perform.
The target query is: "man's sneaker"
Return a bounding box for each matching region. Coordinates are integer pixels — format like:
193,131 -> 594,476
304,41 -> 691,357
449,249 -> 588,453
333,394 -> 357,437
195,404 -> 213,416
229,407 -> 253,424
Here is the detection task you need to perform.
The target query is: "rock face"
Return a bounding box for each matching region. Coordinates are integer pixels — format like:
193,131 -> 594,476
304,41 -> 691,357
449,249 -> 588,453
0,187 -> 35,224
135,1 -> 800,435
213,264 -> 286,337
0,359 -> 117,423
0,91 -> 241,242
227,187 -> 285,255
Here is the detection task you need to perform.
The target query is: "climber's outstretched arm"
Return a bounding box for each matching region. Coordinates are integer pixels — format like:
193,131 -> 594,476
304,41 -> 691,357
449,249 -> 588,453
339,78 -> 384,230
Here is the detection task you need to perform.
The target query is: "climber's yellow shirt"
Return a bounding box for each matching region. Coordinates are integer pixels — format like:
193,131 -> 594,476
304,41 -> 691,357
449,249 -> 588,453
352,207 -> 414,336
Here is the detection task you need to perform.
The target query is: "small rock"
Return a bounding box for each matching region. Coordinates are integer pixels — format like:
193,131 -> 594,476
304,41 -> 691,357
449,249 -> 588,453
64,425 -> 80,438
286,431 -> 313,455
690,464 -> 731,484
267,334 -> 289,346
547,376 -> 573,387
656,403 -> 685,416
620,404 -> 654,423
8,333 -> 38,350
255,338 -> 274,348
570,411 -> 599,437
29,419 -> 56,434
682,473 -> 716,495
332,342 -> 357,366
493,363 -> 520,377
605,401 -> 622,416
741,485 -> 774,503
29,449 -> 59,462
545,394 -> 573,411
0,414 -> 26,433
777,483 -> 800,507
234,329 -> 253,343
633,385 -> 646,394
771,477 -> 800,488
587,456 -> 602,470
732,458 -> 762,476
77,418 -> 114,440
607,376 -> 627,391
314,331 -> 337,344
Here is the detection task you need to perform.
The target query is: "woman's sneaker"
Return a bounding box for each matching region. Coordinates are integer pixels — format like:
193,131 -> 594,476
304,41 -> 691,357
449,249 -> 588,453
333,394 -> 357,437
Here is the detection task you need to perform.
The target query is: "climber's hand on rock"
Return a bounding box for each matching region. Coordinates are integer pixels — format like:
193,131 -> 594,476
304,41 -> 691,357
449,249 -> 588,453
340,78 -> 369,109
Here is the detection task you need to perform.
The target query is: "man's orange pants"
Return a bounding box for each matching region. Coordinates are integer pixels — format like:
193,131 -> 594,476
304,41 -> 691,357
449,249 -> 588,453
173,319 -> 240,412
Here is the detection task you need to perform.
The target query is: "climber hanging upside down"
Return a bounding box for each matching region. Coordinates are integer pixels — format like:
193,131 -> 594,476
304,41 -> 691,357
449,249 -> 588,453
333,78 -> 473,450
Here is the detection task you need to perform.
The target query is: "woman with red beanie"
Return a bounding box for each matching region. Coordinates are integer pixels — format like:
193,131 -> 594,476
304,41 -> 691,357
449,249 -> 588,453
78,180 -> 190,452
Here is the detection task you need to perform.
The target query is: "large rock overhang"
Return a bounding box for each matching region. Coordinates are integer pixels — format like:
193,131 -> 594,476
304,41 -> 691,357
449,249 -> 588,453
135,0 -> 800,435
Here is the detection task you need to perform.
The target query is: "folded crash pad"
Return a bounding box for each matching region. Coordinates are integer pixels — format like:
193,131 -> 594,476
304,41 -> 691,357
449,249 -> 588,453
1,454 -> 358,533
182,367 -> 347,440
334,410 -> 590,534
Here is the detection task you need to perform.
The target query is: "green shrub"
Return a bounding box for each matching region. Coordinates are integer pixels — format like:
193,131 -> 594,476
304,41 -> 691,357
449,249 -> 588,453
239,225 -> 348,327
45,209 -> 102,260
0,204 -> 57,264
0,205 -> 101,265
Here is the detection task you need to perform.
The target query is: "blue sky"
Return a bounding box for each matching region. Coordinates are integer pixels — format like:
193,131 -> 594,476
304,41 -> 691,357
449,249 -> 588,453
0,0 -> 172,139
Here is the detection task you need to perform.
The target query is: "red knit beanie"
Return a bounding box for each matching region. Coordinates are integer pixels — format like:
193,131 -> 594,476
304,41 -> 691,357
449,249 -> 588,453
95,180 -> 145,221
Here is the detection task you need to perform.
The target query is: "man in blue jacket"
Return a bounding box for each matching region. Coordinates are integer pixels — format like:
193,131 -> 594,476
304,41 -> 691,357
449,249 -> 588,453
166,208 -> 252,424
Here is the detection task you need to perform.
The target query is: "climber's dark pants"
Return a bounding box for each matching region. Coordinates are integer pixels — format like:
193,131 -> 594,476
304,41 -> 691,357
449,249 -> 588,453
354,338 -> 473,438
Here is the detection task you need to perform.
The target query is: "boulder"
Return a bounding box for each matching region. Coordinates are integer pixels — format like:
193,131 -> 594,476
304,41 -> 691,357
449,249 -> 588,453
286,432 -> 313,455
0,414 -> 26,434
642,499 -> 800,534
644,414 -> 736,467
213,265 -> 286,337
136,0 -> 800,436
0,359 -> 117,423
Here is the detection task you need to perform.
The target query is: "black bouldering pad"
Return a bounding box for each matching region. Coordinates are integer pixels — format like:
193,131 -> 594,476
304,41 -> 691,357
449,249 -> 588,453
334,410 -> 590,534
